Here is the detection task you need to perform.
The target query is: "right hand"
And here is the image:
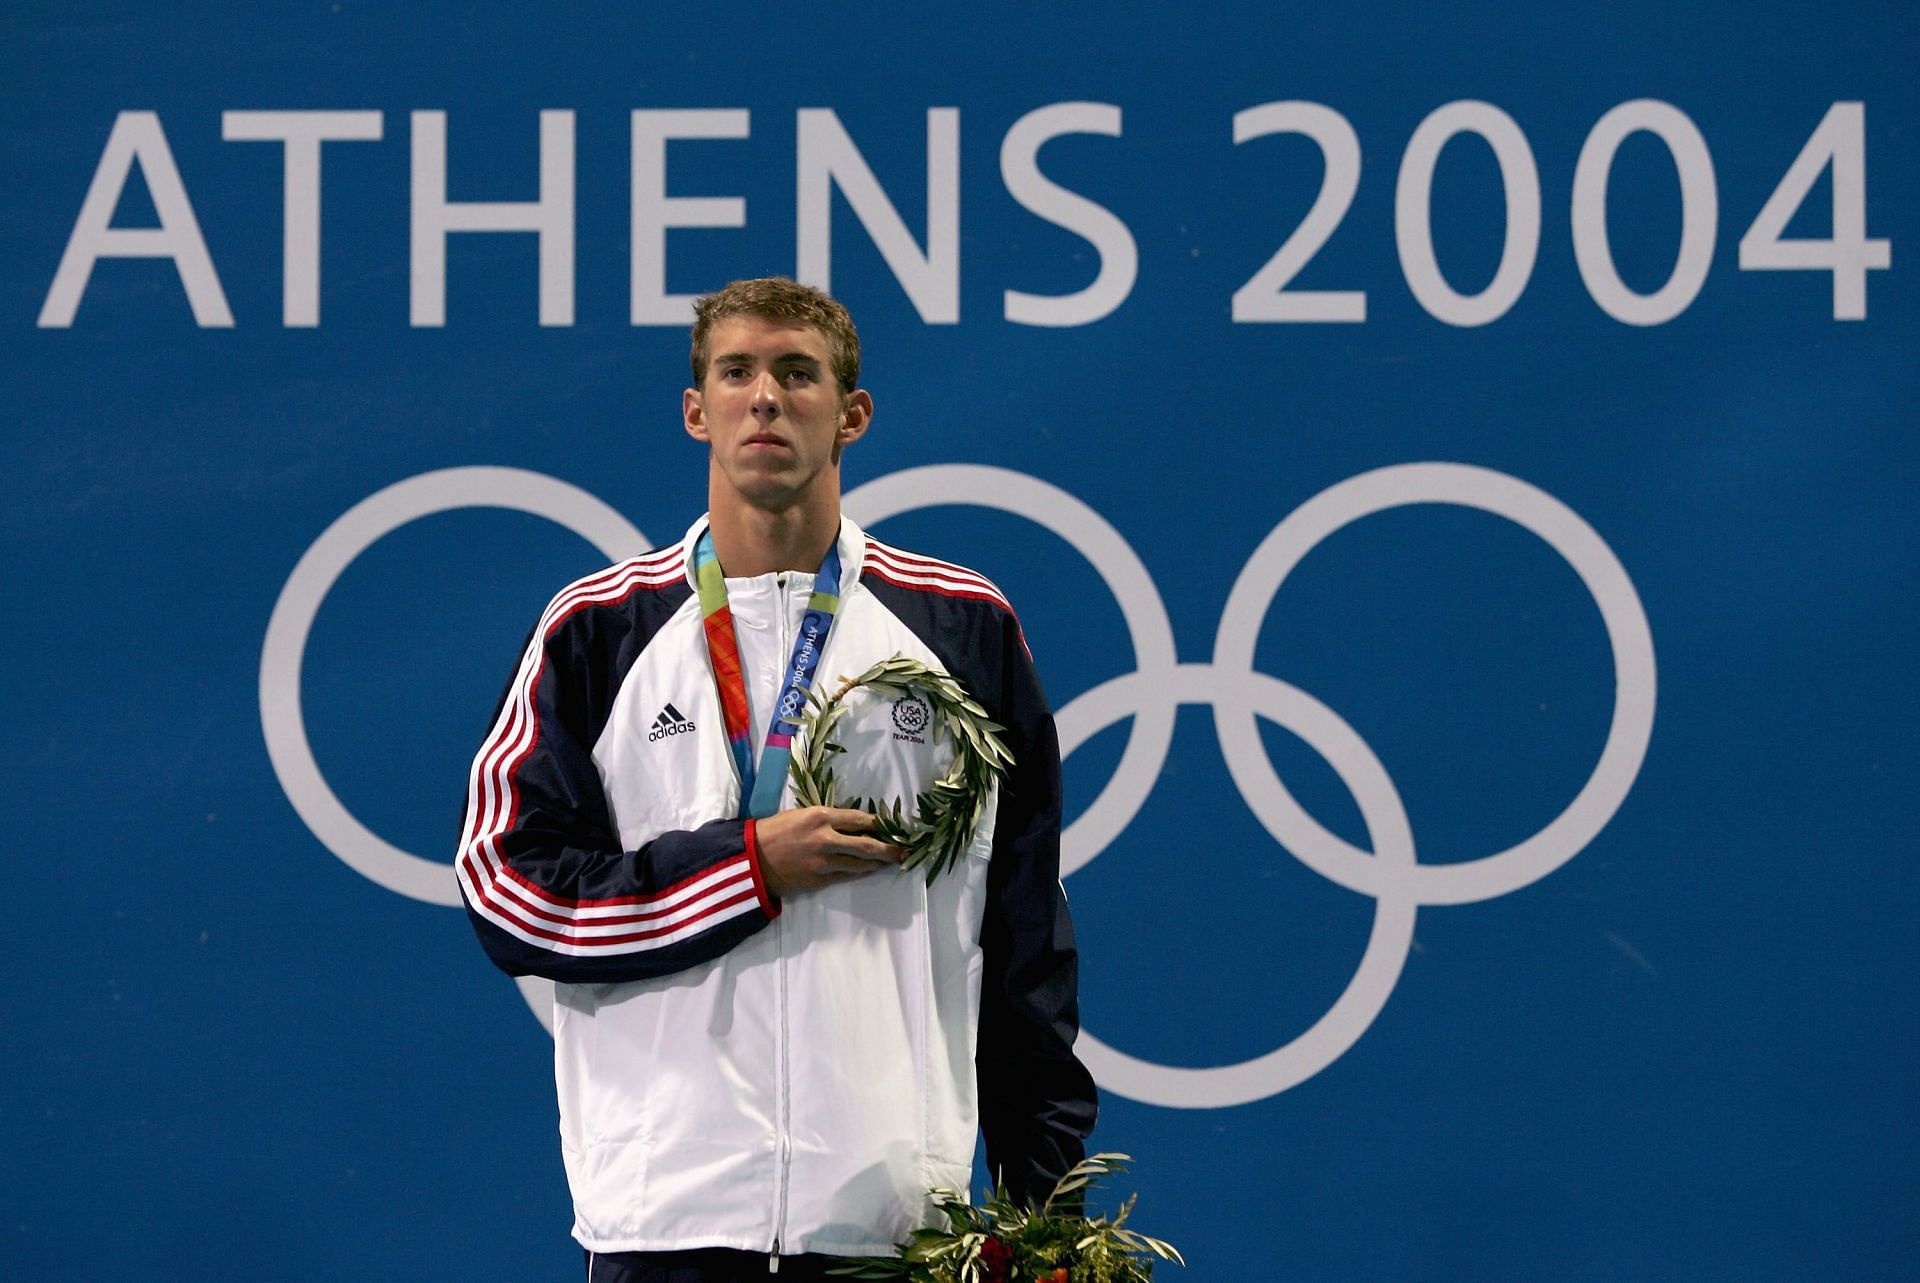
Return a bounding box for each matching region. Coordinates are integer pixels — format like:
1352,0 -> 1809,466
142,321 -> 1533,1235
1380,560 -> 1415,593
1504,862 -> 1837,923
754,807 -> 903,899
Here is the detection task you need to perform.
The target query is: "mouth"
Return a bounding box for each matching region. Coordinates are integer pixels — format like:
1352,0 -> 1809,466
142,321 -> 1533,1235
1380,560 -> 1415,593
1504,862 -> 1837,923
744,433 -> 789,450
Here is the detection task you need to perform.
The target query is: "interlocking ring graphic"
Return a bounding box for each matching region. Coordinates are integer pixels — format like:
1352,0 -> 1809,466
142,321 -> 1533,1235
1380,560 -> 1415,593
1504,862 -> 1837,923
261,461 -> 1655,1109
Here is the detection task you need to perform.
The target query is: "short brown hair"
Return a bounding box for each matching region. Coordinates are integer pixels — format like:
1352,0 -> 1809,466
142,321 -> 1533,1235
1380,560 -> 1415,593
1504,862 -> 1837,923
689,277 -> 861,394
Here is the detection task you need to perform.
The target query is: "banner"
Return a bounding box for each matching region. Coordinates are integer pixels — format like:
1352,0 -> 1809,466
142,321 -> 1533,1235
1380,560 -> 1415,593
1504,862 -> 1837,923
5,3 -> 1913,1278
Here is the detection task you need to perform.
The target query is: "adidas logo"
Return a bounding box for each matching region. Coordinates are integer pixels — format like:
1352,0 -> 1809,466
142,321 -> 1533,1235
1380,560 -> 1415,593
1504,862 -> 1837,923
647,703 -> 696,742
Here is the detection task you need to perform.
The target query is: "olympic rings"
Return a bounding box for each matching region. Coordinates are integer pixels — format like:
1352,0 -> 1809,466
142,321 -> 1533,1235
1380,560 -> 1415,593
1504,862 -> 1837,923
262,461 -> 1656,1104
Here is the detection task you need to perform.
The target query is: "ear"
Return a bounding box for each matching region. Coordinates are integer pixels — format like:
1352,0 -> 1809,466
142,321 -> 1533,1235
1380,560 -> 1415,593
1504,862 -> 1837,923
836,389 -> 874,447
683,387 -> 709,443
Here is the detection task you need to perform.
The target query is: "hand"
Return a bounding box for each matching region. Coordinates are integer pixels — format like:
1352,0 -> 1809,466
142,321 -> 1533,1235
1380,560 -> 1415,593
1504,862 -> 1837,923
755,807 -> 903,899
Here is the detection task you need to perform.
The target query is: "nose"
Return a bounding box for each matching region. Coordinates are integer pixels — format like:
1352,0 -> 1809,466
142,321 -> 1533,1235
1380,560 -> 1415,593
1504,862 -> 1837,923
750,369 -> 782,418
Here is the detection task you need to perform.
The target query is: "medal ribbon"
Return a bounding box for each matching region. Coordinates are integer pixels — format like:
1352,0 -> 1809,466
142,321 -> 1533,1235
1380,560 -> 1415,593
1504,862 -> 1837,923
694,527 -> 843,818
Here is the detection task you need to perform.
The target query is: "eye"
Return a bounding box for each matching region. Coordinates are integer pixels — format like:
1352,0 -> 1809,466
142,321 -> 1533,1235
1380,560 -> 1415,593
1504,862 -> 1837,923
783,368 -> 816,386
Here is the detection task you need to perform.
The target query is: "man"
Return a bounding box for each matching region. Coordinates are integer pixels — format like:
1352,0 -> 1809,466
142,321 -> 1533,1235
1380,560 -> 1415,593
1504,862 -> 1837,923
457,277 -> 1097,1282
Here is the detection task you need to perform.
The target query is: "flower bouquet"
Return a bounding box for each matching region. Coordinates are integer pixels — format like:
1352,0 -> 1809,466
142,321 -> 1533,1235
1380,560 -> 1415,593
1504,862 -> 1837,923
832,1153 -> 1182,1283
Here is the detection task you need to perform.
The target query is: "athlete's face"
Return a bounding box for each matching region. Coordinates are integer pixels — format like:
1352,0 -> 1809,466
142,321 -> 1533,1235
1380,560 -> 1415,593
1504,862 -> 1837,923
683,315 -> 871,514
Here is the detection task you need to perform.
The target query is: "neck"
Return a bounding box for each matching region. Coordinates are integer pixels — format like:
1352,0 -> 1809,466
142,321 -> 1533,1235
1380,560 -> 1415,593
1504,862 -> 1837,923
705,486 -> 841,578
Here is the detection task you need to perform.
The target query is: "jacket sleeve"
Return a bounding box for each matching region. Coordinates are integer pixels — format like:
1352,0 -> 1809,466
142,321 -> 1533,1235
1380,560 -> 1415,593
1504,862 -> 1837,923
976,612 -> 1099,1206
455,597 -> 779,986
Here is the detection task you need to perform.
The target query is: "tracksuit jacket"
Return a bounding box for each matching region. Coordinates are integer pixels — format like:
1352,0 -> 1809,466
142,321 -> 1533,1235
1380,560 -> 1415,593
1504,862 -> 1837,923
457,515 -> 1097,1258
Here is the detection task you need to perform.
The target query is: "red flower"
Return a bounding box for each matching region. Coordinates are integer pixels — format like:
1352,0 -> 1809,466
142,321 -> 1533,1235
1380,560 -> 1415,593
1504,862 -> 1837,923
978,1236 -> 1014,1283
1047,1269 -> 1070,1283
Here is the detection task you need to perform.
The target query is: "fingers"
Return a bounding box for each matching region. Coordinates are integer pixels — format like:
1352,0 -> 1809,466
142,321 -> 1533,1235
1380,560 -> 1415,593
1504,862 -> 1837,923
836,835 -> 904,865
821,807 -> 882,833
815,823 -> 900,864
816,808 -> 902,863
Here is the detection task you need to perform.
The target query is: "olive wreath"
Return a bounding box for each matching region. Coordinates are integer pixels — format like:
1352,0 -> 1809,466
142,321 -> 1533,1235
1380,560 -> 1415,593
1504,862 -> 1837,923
788,655 -> 1012,883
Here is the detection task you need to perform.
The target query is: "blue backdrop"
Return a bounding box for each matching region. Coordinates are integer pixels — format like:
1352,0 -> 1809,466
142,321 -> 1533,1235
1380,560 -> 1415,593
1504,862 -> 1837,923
5,3 -> 1915,1279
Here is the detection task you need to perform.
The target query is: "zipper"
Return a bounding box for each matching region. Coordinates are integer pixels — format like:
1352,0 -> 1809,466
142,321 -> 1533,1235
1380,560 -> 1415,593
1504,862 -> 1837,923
770,569 -> 794,1269
771,899 -> 793,1267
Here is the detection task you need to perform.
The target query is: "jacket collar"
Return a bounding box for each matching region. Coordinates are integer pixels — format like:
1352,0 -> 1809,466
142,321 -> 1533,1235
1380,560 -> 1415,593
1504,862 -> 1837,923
677,513 -> 869,591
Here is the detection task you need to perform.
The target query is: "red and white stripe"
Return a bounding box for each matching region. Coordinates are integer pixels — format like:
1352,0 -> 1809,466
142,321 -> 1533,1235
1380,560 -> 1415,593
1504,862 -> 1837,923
456,546 -> 763,955
861,539 -> 1030,658
861,540 -> 1015,614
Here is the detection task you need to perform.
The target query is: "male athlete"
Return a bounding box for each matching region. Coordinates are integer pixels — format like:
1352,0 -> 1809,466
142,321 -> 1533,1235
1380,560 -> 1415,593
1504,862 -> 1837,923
457,278 -> 1097,1282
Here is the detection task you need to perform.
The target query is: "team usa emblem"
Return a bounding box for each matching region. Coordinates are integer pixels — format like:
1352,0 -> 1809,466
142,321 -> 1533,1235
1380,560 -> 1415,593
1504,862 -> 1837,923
890,693 -> 931,743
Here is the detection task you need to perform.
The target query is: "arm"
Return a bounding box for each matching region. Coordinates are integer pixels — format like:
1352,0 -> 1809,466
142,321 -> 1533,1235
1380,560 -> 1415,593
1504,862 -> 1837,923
976,612 -> 1100,1206
456,602 -> 779,986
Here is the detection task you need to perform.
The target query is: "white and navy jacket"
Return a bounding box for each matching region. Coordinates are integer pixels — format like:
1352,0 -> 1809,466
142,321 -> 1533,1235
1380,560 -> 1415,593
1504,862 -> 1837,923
457,516 -> 1096,1258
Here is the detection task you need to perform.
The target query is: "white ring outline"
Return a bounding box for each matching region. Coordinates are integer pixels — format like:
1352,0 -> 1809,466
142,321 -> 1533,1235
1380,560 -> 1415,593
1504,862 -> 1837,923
258,466 -> 650,907
1063,665 -> 1418,1108
1213,462 -> 1657,905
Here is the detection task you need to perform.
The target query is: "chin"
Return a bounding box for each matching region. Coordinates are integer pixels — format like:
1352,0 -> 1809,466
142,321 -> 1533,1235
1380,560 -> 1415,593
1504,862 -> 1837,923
731,479 -> 805,511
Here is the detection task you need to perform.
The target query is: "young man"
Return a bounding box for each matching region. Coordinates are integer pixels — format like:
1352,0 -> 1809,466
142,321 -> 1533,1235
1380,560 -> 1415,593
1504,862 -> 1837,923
457,278 -> 1097,1282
